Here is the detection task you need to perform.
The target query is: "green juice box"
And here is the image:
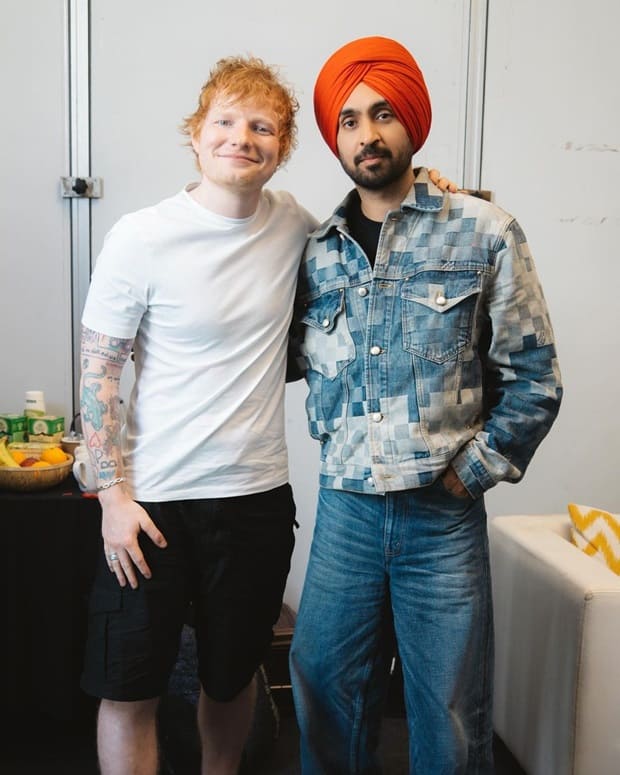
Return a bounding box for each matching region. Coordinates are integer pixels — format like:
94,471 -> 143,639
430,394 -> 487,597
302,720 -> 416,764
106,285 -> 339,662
0,414 -> 27,442
27,415 -> 65,443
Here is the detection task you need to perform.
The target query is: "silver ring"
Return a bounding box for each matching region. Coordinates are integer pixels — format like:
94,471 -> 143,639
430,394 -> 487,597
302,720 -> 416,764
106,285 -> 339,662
108,552 -> 119,562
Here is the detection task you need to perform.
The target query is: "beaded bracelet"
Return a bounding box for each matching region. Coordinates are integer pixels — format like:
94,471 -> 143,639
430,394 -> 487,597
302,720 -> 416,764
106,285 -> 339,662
97,476 -> 126,491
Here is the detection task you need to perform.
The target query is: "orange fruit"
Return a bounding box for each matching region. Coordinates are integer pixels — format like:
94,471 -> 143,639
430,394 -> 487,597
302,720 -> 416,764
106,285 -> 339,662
10,450 -> 27,464
31,460 -> 51,468
40,447 -> 67,464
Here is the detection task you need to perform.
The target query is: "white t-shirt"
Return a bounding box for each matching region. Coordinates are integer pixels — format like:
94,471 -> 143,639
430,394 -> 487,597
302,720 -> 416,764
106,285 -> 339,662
82,186 -> 317,501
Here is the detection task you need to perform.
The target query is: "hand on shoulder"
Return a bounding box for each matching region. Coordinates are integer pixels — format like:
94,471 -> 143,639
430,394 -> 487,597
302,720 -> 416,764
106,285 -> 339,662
427,168 -> 459,193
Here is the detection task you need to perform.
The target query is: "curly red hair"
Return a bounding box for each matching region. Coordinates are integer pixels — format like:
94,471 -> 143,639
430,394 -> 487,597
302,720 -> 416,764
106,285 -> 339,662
181,56 -> 299,167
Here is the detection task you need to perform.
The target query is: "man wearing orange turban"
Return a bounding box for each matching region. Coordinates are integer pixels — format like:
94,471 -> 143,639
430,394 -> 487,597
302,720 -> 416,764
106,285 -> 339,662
313,35 -> 432,158
290,36 -> 562,775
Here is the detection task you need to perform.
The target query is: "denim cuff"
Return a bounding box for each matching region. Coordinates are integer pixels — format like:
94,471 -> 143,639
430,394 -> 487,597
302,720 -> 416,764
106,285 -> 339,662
451,445 -> 498,500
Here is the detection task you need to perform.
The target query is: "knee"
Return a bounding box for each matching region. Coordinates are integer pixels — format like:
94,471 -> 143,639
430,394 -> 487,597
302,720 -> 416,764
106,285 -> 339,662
98,696 -> 160,725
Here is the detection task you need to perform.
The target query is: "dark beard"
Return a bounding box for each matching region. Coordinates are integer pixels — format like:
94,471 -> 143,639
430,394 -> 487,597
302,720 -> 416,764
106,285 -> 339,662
341,145 -> 412,191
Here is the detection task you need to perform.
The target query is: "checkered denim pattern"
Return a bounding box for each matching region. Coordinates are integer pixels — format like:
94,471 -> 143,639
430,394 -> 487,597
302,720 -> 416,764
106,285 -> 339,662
294,168 -> 562,498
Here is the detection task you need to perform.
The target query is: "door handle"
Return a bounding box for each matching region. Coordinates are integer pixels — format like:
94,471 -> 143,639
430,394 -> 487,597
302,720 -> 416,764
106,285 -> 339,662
60,176 -> 103,198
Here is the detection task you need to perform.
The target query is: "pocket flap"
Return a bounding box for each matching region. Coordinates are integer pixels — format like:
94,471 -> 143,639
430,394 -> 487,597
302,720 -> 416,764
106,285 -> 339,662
301,289 -> 345,332
402,271 -> 481,313
89,587 -> 123,614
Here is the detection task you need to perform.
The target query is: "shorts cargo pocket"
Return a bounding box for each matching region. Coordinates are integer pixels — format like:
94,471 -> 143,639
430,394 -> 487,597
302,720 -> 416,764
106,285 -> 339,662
89,586 -> 123,613
300,288 -> 355,378
83,587 -> 125,685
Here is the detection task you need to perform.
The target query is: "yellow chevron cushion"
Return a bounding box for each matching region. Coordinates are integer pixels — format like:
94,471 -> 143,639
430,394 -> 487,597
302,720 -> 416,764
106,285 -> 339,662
568,503 -> 620,576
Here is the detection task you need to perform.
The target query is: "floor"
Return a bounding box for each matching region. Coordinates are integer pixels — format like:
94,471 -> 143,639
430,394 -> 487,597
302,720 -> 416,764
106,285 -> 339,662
0,627 -> 525,773
1,701 -> 526,774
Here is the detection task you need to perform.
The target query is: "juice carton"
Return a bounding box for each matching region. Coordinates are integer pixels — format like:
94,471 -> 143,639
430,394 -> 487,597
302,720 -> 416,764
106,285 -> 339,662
0,414 -> 27,442
27,415 -> 65,443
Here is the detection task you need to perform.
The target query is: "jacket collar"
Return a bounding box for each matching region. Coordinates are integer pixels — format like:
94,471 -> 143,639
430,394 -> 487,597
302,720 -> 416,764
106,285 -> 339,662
313,166 -> 445,239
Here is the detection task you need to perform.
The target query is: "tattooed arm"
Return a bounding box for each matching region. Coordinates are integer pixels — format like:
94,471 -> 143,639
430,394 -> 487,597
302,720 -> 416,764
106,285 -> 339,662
80,326 -> 167,588
80,326 -> 130,489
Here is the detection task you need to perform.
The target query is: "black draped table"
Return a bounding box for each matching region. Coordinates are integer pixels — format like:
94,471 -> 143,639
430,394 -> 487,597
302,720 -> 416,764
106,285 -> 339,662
1,475 -> 102,722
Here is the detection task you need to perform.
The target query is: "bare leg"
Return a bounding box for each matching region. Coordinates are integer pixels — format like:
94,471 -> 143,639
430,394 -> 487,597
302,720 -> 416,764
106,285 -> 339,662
97,697 -> 160,775
198,676 -> 257,775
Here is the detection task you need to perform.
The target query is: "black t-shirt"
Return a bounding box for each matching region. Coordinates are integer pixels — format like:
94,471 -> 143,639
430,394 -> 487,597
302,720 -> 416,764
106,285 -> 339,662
346,194 -> 382,269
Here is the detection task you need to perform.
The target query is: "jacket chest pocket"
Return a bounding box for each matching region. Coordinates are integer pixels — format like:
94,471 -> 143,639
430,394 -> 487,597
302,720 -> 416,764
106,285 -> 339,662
300,288 -> 355,378
401,270 -> 482,363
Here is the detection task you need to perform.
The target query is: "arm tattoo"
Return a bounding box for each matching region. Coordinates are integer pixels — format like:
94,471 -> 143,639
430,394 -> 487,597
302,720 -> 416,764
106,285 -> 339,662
81,326 -> 133,364
80,327 -> 133,482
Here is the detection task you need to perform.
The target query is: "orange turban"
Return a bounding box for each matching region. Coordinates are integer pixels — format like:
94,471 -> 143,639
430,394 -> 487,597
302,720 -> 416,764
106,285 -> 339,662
313,36 -> 432,157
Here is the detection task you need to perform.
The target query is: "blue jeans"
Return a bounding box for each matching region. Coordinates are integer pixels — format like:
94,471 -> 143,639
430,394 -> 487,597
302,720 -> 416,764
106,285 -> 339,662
290,482 -> 494,774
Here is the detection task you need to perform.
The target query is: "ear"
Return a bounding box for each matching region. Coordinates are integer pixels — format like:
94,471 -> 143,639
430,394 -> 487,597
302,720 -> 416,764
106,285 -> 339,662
190,117 -> 205,154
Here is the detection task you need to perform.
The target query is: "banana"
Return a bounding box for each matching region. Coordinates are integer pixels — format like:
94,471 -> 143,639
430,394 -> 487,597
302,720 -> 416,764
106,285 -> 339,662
0,436 -> 20,467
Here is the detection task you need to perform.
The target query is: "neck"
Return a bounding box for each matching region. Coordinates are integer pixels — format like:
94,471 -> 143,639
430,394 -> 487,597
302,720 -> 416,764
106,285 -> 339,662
189,178 -> 261,219
357,166 -> 415,222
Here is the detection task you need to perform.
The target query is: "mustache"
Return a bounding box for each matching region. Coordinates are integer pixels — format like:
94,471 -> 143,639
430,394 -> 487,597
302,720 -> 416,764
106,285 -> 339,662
354,144 -> 392,165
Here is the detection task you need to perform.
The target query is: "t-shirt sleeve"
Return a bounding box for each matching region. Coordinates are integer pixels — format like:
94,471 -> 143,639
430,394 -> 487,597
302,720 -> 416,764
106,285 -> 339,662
303,207 -> 320,234
81,215 -> 149,340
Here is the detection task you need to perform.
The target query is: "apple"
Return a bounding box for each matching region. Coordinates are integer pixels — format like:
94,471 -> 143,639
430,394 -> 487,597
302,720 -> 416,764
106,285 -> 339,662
20,457 -> 39,467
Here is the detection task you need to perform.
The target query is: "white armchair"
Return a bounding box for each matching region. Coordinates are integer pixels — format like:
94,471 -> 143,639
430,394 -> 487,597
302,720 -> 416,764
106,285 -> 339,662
489,513 -> 620,775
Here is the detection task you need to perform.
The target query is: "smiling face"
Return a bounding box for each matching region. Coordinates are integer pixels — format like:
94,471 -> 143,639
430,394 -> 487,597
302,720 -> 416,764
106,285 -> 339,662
191,96 -> 282,197
336,82 -> 415,192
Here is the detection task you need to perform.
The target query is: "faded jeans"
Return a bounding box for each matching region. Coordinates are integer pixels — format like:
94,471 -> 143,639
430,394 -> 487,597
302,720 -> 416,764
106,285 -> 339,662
290,481 -> 494,774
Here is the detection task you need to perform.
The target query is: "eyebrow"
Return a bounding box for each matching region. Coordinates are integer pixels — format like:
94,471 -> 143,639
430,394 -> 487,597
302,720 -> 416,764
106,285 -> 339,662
211,108 -> 278,128
339,99 -> 392,119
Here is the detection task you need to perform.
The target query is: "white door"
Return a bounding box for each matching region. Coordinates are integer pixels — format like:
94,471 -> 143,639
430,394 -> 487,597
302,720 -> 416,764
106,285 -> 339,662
89,0 -> 473,242
1,1 -> 72,423
482,0 -> 620,517
88,0 -> 478,607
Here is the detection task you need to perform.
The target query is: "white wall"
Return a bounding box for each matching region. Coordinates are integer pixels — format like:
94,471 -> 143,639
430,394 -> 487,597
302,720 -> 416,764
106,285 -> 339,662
2,1 -> 618,611
482,0 -> 620,519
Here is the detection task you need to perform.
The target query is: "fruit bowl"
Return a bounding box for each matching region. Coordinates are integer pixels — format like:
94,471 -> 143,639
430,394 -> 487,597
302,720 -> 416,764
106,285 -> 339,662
0,450 -> 74,492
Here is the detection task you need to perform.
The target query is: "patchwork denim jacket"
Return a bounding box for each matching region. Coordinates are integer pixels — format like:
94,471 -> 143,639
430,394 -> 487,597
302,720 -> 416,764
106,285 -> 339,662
293,168 -> 562,498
